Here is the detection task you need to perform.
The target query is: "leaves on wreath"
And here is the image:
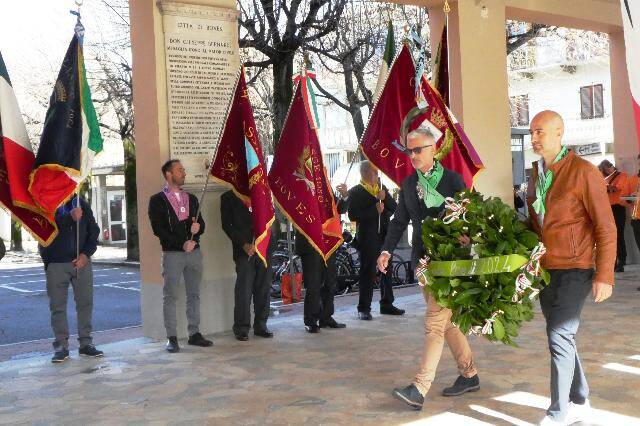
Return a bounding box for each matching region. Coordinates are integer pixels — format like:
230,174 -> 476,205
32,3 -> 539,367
421,189 -> 548,346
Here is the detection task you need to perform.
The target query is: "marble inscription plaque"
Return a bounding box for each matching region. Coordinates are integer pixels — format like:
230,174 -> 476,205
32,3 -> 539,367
160,1 -> 240,184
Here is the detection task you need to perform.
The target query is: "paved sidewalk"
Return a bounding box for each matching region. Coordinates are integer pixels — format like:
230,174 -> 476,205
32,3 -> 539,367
1,268 -> 639,424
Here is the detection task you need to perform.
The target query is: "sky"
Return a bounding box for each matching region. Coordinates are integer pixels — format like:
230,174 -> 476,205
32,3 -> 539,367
0,0 -> 126,167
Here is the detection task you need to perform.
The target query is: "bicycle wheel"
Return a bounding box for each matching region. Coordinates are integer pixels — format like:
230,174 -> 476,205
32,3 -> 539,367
393,260 -> 414,285
335,254 -> 357,295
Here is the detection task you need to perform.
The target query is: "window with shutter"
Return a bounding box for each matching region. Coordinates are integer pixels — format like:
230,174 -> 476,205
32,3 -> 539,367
593,84 -> 604,118
580,84 -> 604,119
580,86 -> 592,119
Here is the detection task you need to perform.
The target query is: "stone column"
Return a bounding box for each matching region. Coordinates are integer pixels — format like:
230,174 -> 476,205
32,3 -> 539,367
610,30 -> 640,263
130,0 -> 239,339
429,1 -> 513,204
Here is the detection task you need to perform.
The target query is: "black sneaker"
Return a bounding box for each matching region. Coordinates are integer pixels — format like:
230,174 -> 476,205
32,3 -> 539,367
79,345 -> 104,358
304,324 -> 321,333
235,333 -> 249,341
392,384 -> 424,410
358,312 -> 373,320
442,374 -> 480,396
380,305 -> 405,315
254,329 -> 274,338
166,336 -> 180,353
319,317 -> 347,329
51,349 -> 70,363
188,332 -> 213,347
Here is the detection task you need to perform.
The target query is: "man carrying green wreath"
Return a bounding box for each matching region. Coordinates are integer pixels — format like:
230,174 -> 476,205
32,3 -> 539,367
528,111 -> 616,426
378,125 -> 479,410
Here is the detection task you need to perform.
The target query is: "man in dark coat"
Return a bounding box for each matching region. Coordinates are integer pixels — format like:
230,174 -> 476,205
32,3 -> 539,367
347,161 -> 402,320
295,183 -> 349,333
221,190 -> 275,341
40,195 -> 102,363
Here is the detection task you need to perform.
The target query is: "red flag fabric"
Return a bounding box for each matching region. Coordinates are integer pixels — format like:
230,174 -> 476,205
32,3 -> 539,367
361,43 -> 484,188
268,80 -> 342,261
433,23 -> 450,107
0,51 -> 57,245
210,67 -> 274,266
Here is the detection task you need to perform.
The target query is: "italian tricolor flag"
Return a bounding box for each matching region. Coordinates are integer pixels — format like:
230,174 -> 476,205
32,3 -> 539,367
374,21 -> 396,102
0,52 -> 57,245
29,18 -> 103,214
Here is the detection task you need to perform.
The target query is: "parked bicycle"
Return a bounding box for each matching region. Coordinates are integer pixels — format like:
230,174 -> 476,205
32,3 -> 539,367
270,230 -> 414,300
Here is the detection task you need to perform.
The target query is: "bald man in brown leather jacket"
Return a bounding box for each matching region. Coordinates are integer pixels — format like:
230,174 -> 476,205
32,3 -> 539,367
527,111 -> 615,426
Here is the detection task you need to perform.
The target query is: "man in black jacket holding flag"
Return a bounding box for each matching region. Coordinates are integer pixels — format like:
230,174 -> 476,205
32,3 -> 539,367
40,195 -> 102,363
348,161 -> 402,319
148,159 -> 212,353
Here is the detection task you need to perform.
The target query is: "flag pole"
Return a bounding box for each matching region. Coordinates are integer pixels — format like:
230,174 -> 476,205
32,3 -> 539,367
444,0 -> 451,106
75,186 -> 80,278
74,0 -> 83,278
377,176 -> 382,234
190,66 -> 244,240
342,145 -> 361,185
190,167 -> 212,241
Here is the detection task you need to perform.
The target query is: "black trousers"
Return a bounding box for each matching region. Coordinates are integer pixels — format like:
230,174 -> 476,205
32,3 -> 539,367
612,204 -> 627,266
301,251 -> 336,326
357,242 -> 394,313
233,255 -> 271,335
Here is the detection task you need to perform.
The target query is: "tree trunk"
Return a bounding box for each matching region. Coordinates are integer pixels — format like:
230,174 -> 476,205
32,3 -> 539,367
11,219 -> 22,251
272,57 -> 295,145
124,137 -> 139,261
342,65 -> 366,139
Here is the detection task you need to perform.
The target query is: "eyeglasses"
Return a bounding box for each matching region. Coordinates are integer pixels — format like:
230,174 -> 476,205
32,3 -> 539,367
405,145 -> 434,155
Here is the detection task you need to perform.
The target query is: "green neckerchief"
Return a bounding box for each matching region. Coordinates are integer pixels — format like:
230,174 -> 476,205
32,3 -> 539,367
532,146 -> 568,215
417,161 -> 445,208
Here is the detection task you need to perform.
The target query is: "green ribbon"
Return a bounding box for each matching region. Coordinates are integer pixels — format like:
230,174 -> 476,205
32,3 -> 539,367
417,161 -> 445,208
417,254 -> 530,287
429,254 -> 529,277
532,146 -> 568,215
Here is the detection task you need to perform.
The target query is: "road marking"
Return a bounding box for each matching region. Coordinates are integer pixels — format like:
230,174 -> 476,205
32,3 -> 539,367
0,272 -> 45,278
0,267 -> 121,278
4,274 -> 125,286
100,283 -> 140,292
0,285 -> 40,293
0,280 -> 140,294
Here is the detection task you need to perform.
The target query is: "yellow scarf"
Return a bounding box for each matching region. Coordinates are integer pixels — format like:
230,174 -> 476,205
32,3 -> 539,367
360,179 -> 379,198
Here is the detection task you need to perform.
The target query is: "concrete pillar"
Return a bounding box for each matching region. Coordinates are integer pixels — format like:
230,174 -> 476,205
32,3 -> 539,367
610,30 -> 640,263
130,0 -> 237,339
429,1 -> 513,204
610,31 -> 639,173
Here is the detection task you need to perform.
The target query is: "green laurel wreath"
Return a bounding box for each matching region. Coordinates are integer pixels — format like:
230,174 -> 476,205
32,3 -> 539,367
419,190 -> 549,346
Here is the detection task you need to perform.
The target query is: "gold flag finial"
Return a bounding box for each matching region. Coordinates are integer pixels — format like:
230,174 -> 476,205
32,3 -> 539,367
443,0 -> 451,14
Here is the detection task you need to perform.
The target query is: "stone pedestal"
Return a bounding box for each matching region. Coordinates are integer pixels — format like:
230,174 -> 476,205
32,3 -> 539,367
130,0 -> 240,339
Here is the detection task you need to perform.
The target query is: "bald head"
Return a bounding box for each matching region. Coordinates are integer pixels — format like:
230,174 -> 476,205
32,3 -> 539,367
530,110 -> 565,161
532,110 -> 564,131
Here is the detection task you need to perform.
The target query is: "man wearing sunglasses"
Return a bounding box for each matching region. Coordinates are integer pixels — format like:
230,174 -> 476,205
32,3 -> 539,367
379,127 -> 479,410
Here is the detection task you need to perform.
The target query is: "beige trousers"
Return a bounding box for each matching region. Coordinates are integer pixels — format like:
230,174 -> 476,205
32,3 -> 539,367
412,292 -> 477,396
